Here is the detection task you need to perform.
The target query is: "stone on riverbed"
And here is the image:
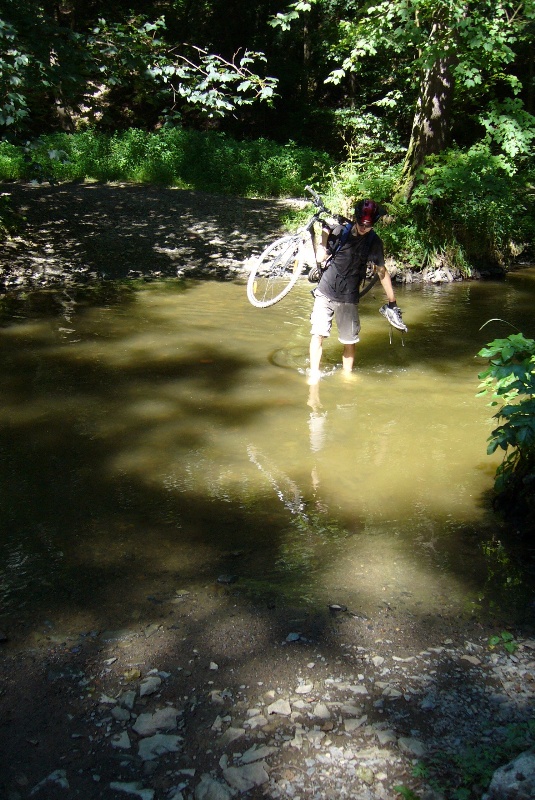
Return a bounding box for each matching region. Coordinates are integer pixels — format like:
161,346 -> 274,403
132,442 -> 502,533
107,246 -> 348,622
138,733 -> 182,761
484,749 -> 535,799
132,707 -> 181,737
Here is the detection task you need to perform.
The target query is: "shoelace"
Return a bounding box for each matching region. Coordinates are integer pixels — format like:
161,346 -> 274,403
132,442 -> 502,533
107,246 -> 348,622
388,325 -> 405,346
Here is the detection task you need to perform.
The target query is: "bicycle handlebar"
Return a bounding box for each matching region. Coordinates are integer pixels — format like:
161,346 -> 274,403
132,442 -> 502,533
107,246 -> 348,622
304,185 -> 330,214
304,186 -> 351,228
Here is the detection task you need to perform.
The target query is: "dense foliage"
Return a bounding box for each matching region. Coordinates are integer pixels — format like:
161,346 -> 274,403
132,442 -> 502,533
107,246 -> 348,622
1,0 -> 534,268
478,333 -> 535,521
0,129 -> 329,196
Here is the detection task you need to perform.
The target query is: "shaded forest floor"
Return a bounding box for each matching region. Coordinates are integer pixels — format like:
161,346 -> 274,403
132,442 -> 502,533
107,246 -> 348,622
0,182 -> 302,292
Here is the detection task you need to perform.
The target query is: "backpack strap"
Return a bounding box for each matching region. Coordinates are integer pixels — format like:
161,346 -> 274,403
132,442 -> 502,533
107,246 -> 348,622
323,221 -> 353,269
334,221 -> 353,255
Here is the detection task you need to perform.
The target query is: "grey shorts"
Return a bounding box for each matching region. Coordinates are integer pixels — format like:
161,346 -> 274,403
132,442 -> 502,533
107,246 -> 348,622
310,290 -> 361,344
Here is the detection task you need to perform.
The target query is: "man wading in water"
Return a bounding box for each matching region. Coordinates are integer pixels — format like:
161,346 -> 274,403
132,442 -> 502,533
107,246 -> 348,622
308,199 -> 406,385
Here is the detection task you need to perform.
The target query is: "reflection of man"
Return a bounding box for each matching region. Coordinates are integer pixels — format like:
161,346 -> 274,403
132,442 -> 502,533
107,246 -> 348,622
306,383 -> 329,513
307,382 -> 327,454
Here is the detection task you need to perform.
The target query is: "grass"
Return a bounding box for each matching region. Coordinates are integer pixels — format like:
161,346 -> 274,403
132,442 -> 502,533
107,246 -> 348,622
0,128 -> 330,198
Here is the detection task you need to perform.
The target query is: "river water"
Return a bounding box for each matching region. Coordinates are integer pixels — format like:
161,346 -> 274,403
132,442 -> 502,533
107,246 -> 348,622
1,268 -> 534,637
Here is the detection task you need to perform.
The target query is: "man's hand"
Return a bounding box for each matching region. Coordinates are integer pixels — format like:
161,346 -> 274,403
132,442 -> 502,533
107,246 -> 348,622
316,244 -> 328,264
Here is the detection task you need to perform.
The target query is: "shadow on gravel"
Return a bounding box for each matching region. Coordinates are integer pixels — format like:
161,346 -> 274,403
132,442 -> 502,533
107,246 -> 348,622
0,182 -> 301,289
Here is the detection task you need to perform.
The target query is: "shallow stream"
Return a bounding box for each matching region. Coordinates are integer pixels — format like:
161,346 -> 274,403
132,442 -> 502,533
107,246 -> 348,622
1,268 -> 534,638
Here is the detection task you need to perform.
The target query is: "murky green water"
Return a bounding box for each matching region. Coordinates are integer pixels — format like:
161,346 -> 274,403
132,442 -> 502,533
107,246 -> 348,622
1,269 -> 534,635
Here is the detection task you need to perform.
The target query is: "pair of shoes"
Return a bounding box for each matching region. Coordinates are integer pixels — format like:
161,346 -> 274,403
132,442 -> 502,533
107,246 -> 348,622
379,304 -> 408,332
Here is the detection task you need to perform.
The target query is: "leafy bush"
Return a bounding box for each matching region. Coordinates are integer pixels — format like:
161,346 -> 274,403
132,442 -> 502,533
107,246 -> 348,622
409,144 -> 535,272
0,128 -> 330,197
477,332 -> 535,515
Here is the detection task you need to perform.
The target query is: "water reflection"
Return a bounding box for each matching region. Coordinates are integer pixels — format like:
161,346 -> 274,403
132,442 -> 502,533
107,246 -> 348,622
0,271 -> 534,635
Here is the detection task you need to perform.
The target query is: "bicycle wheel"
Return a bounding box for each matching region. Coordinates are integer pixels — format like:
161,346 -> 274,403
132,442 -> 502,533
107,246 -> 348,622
247,235 -> 304,308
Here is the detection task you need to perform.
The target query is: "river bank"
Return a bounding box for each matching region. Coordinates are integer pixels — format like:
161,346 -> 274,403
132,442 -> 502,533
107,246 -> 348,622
0,182 -> 304,294
1,182 -> 523,296
1,583 -> 534,800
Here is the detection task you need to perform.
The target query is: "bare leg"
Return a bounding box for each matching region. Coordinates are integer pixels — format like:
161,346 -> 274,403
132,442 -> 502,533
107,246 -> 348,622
308,334 -> 323,384
342,343 -> 355,374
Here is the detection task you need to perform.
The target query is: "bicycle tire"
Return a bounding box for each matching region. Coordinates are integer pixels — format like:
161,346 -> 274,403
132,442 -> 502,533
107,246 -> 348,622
247,235 -> 304,308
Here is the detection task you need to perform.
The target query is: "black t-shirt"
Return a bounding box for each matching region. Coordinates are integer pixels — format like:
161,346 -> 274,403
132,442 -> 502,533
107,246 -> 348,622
318,224 -> 385,303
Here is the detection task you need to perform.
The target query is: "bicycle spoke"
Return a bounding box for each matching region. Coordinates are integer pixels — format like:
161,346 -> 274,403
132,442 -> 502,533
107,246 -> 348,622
247,236 -> 303,308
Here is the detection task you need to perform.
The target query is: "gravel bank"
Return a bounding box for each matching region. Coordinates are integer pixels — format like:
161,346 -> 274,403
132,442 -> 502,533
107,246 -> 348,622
1,586 -> 534,800
0,182 -> 303,292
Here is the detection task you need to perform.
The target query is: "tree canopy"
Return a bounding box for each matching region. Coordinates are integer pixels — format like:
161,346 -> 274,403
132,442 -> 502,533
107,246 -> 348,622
1,0 -> 534,255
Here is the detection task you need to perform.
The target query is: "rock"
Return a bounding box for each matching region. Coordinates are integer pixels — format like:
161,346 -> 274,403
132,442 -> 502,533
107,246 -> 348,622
118,690 -> 137,710
485,749 -> 535,799
223,762 -> 269,791
295,683 -> 313,694
30,770 -> 69,794
111,705 -> 131,722
381,685 -> 403,698
138,733 -> 182,761
123,668 -> 141,682
109,781 -> 155,800
285,632 -> 301,642
132,707 -> 181,737
356,766 -> 374,785
111,731 -> 131,750
240,745 -> 277,764
139,676 -> 162,697
219,727 -> 245,746
99,694 -> 117,704
313,703 -> 330,719
344,715 -> 367,732
195,774 -> 234,800
348,684 -> 368,695
398,737 -> 426,757
267,699 -> 292,716
245,715 -> 268,730
375,729 -> 397,746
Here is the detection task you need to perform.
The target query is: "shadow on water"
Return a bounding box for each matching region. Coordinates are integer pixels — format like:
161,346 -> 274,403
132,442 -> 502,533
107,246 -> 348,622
1,272 -> 534,646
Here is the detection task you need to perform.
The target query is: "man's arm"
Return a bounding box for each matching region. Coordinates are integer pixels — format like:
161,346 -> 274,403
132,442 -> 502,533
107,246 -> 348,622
375,263 -> 396,304
315,224 -> 331,264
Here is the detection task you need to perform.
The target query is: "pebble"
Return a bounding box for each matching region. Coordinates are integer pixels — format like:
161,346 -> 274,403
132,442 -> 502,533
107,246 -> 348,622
223,761 -> 269,791
111,731 -> 131,750
109,781 -> 154,800
138,733 -> 182,761
132,707 -> 181,737
267,699 -> 292,716
139,676 -> 161,697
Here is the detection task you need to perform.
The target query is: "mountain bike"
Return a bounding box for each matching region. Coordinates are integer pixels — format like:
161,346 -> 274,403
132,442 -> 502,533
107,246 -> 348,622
246,186 -> 336,308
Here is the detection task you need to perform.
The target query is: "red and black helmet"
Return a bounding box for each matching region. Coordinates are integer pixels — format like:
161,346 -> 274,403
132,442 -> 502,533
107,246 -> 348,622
354,199 -> 383,226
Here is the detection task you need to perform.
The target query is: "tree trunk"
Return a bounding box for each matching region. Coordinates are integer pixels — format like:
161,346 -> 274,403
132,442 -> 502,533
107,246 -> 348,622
395,21 -> 456,201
